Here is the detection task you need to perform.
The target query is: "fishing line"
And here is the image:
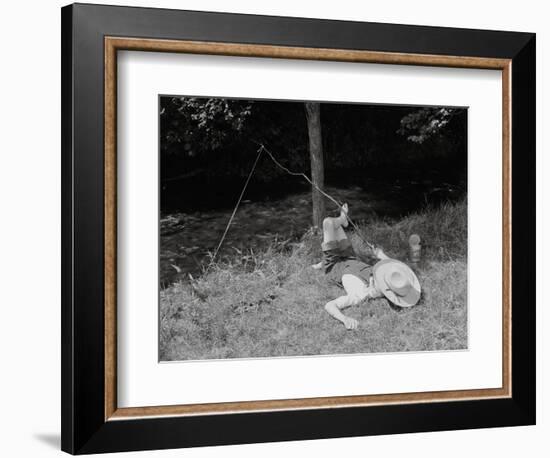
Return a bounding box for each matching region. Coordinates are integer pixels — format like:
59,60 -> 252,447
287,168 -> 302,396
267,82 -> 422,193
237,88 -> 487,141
206,142 -> 376,272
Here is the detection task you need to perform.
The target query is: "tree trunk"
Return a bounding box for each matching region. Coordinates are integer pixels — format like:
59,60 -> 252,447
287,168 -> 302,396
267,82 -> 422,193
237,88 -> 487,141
304,102 -> 325,229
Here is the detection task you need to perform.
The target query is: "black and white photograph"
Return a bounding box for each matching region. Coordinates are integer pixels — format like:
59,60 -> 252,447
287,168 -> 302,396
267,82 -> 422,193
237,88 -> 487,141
159,96 -> 468,361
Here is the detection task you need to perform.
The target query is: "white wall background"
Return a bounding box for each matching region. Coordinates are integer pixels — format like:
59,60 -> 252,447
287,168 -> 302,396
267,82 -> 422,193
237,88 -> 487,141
0,1 -> 545,456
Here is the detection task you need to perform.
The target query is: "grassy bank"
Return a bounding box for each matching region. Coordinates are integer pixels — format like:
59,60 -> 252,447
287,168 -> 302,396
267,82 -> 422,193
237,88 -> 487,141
160,199 -> 467,361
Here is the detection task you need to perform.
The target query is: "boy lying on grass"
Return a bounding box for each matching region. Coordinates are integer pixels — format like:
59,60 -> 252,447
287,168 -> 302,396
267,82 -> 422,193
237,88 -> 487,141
313,203 -> 421,330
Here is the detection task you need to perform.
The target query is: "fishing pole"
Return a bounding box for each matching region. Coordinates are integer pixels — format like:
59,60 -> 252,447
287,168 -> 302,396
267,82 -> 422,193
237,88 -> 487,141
255,142 -> 376,252
206,142 -> 377,271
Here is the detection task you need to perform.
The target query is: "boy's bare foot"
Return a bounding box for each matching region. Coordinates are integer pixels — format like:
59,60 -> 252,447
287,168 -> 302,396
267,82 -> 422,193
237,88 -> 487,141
340,203 -> 349,227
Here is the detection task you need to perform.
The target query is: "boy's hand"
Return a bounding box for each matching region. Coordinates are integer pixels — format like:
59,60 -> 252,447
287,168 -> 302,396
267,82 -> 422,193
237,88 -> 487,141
373,246 -> 389,260
343,316 -> 358,330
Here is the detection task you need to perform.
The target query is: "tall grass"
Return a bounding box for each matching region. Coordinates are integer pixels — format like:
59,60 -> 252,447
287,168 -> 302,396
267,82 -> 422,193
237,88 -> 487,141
160,199 -> 467,361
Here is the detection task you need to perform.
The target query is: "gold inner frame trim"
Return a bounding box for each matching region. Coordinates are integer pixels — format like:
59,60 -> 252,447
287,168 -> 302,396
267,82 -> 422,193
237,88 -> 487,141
104,36 -> 512,421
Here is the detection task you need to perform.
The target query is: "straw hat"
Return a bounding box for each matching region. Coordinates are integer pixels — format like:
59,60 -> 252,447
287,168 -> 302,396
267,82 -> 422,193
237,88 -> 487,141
373,259 -> 421,307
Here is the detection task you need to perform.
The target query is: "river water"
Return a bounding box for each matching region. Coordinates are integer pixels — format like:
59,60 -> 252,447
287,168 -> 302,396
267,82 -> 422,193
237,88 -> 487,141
160,181 -> 461,287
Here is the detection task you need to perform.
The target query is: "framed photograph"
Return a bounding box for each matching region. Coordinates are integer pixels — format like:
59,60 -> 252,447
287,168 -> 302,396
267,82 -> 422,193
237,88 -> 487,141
61,3 -> 536,454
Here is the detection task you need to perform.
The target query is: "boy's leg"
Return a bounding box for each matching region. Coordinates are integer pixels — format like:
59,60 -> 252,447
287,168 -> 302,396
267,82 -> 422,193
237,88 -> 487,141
322,204 -> 349,244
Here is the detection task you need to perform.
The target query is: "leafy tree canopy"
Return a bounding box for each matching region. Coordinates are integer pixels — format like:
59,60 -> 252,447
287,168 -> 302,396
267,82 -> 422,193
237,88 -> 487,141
397,107 -> 458,144
161,97 -> 253,156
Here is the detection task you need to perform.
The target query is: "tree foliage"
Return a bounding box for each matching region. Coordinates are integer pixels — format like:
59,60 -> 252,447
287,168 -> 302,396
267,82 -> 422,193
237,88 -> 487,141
161,97 -> 252,157
397,107 -> 458,144
159,97 -> 467,212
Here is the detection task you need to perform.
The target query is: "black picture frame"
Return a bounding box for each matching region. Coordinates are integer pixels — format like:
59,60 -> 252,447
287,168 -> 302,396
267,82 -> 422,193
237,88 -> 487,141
61,3 -> 535,454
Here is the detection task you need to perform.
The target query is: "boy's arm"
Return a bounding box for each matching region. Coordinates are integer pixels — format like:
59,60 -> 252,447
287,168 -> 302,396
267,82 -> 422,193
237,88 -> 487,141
356,244 -> 389,261
374,246 -> 389,260
325,301 -> 358,330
